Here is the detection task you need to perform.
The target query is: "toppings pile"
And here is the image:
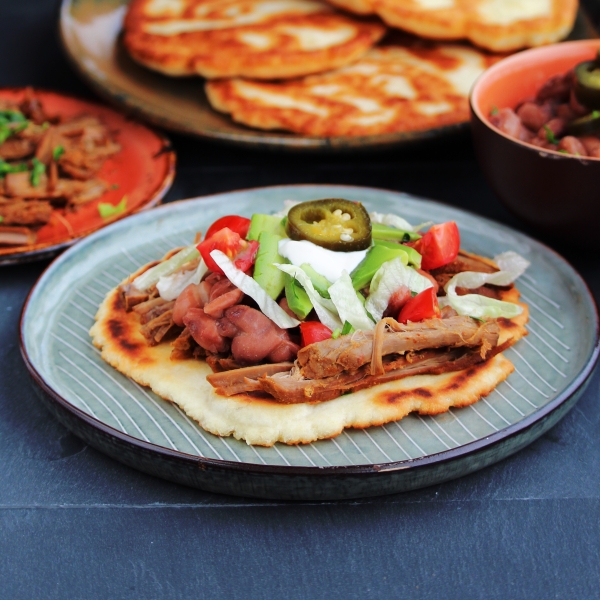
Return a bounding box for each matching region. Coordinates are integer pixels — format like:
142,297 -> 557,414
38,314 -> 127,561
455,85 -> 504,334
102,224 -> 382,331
0,90 -> 121,246
120,199 -> 528,403
489,50 -> 600,157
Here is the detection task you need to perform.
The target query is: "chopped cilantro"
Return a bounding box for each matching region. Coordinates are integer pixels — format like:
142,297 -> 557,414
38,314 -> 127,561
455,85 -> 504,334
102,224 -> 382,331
0,121 -> 28,145
0,110 -> 27,125
543,125 -> 559,145
30,157 -> 45,187
0,160 -> 28,177
52,145 -> 65,161
490,106 -> 499,116
341,321 -> 355,336
98,196 -> 127,219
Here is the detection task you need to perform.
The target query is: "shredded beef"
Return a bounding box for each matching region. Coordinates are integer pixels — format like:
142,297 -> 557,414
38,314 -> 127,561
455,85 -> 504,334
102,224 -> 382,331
214,345 -> 498,402
170,327 -> 198,360
207,363 -> 295,396
297,316 -> 499,380
0,198 -> 52,226
120,283 -> 150,311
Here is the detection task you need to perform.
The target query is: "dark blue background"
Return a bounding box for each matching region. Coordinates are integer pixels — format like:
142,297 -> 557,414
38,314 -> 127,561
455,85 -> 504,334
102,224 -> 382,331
1,1 -> 599,598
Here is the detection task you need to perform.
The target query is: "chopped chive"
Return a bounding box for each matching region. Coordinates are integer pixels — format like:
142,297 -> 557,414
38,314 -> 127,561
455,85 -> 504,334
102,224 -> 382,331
30,157 -> 45,187
558,149 -> 569,154
331,328 -> 341,339
98,196 -> 127,219
0,215 -> 3,223
0,110 -> 27,124
490,106 -> 499,116
543,125 -> 559,145
341,321 -> 355,336
593,110 -> 600,119
471,316 -> 486,322
0,126 -> 11,144
110,183 -> 119,190
52,145 -> 65,161
0,160 -> 28,177
0,120 -> 29,144
41,121 -> 50,130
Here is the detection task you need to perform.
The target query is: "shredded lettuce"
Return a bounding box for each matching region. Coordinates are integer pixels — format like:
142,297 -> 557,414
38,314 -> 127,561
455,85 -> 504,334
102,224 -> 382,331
369,211 -> 431,233
441,251 -> 529,319
275,263 -> 342,330
156,259 -> 208,301
211,250 -> 300,329
365,258 -> 433,321
272,199 -> 301,218
328,271 -> 375,331
133,245 -> 200,291
369,212 -> 415,231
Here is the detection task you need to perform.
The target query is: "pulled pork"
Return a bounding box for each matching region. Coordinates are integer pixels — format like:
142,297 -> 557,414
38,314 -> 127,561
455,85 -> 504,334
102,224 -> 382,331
133,297 -> 178,345
207,315 -> 501,403
0,90 -> 121,246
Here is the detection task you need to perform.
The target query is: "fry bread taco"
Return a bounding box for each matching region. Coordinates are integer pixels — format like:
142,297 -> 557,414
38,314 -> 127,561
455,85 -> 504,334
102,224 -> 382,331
90,199 -> 529,446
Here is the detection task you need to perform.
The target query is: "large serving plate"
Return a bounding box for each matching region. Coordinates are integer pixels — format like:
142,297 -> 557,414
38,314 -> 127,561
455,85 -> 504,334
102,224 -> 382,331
0,88 -> 175,265
20,185 -> 599,500
59,0 -> 598,151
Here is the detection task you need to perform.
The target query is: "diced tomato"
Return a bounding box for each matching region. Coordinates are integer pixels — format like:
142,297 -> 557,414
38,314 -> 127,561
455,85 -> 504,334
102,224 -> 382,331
232,239 -> 259,272
384,285 -> 411,317
299,322 -> 333,347
397,287 -> 440,324
416,268 -> 439,293
205,215 -> 251,240
414,221 -> 460,271
197,227 -> 257,274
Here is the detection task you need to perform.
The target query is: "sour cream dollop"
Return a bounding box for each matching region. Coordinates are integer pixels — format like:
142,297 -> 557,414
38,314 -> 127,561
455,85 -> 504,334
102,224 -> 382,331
278,239 -> 368,283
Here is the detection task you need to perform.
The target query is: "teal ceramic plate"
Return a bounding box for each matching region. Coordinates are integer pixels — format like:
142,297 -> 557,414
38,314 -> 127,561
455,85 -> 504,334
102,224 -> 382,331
20,185 -> 599,500
58,0 -> 598,151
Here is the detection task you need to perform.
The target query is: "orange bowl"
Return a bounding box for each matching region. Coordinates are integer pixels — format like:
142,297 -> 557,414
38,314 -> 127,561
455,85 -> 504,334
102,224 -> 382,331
470,39 -> 600,242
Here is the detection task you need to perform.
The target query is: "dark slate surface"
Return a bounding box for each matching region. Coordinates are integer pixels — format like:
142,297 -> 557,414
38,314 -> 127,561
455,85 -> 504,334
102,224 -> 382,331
1,1 -> 599,598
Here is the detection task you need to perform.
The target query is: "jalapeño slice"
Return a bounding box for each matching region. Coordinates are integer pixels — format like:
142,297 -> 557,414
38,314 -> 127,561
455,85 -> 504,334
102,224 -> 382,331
286,199 -> 371,252
565,110 -> 600,136
574,49 -> 600,109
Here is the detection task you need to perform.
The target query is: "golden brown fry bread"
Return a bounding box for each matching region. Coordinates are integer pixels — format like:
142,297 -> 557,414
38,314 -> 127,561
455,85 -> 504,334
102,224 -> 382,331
205,41 -> 500,137
123,0 -> 386,79
90,258 -> 528,447
323,0 -> 578,52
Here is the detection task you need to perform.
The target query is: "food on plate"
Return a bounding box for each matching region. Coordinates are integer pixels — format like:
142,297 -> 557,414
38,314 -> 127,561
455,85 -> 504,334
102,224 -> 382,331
123,0 -> 386,80
324,0 -> 578,52
489,49 -> 600,157
90,199 -> 529,446
206,41 -> 500,136
0,90 -> 121,245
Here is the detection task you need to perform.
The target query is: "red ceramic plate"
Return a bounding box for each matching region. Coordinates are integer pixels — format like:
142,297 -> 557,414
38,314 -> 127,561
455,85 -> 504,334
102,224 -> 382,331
0,88 -> 175,265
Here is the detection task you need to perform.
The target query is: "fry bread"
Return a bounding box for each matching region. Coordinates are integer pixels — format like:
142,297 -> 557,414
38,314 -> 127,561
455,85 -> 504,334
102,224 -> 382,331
123,0 -> 386,79
90,257 -> 528,447
323,0 -> 578,52
205,41 -> 499,136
